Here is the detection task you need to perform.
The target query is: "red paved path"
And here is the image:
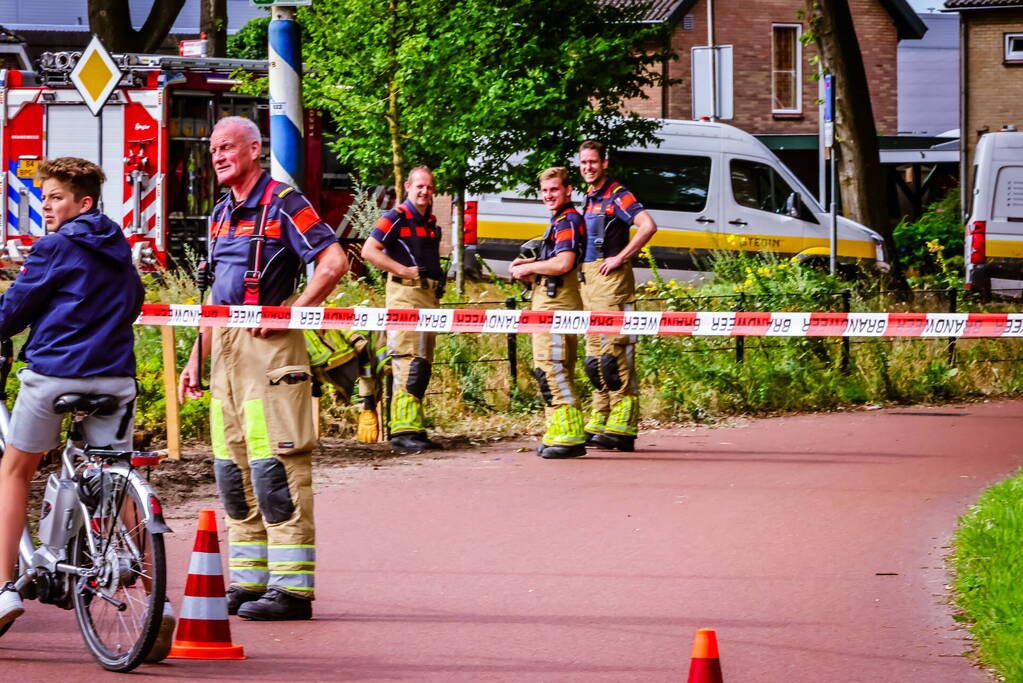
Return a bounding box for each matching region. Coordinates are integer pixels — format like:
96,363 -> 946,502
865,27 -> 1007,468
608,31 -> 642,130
4,401 -> 1022,681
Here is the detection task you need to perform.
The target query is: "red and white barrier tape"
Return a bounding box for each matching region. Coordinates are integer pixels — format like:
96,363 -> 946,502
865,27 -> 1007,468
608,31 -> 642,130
137,304 -> 1023,338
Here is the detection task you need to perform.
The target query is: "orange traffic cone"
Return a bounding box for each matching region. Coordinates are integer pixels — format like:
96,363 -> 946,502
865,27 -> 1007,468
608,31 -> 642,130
168,509 -> 246,660
686,628 -> 723,683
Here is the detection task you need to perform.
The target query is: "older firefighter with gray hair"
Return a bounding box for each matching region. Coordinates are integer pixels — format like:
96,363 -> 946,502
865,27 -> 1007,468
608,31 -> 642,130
361,166 -> 445,452
179,115 -> 348,620
510,166 -> 587,458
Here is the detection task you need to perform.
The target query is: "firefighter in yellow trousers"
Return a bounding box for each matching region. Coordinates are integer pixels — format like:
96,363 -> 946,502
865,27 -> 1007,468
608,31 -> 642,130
510,167 -> 587,458
578,140 -> 657,452
361,166 -> 445,453
179,117 -> 348,621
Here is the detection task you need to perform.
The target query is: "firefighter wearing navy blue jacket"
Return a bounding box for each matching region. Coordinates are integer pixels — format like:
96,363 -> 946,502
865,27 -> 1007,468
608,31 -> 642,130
0,157 -> 145,632
510,167 -> 587,458
361,166 -> 445,453
578,140 -> 657,452
179,117 -> 348,621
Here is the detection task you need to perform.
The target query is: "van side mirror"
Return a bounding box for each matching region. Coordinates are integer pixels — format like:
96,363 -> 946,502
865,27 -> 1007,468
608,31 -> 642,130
784,192 -> 801,218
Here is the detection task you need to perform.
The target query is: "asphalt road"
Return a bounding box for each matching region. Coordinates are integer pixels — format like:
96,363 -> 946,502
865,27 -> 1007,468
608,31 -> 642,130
4,400 -> 1021,681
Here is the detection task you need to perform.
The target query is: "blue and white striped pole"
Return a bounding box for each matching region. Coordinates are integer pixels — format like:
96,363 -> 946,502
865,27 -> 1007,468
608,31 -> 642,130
269,6 -> 303,190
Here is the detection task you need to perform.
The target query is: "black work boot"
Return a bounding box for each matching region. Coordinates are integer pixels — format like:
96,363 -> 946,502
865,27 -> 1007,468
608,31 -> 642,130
584,432 -> 600,447
226,585 -> 263,616
236,588 -> 312,621
536,443 -> 587,459
390,432 -> 429,452
414,431 -> 443,450
591,433 -> 636,452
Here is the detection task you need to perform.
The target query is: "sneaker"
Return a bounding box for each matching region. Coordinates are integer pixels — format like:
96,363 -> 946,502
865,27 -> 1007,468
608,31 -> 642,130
226,585 -> 263,616
144,599 -> 176,663
236,588 -> 312,621
0,582 -> 24,630
591,433 -> 636,452
536,443 -> 587,459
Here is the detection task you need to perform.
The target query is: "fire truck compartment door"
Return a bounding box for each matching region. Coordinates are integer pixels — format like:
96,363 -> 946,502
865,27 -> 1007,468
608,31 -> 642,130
46,105 -> 124,225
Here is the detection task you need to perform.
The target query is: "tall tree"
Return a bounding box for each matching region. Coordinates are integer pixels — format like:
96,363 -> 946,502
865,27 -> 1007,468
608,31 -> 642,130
88,0 -> 187,53
299,0 -> 670,200
201,0 -> 228,58
803,0 -> 901,280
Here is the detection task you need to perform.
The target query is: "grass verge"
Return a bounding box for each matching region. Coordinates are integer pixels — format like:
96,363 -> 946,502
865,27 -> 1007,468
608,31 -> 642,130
951,471 -> 1023,680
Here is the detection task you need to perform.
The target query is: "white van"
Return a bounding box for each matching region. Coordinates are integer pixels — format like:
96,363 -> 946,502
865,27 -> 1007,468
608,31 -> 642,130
964,128 -> 1023,292
465,119 -> 888,276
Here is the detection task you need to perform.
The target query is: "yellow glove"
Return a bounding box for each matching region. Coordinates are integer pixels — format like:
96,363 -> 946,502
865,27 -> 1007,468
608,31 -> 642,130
357,409 -> 379,443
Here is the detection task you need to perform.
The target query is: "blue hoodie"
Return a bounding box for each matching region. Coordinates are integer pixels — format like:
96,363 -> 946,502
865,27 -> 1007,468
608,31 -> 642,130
0,209 -> 144,377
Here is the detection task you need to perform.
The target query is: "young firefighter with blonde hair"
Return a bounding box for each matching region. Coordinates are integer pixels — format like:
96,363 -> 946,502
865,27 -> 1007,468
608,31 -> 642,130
510,167 -> 587,458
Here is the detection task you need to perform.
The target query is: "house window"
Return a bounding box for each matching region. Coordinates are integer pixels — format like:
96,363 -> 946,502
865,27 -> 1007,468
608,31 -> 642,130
772,24 -> 802,114
1007,33 -> 1023,62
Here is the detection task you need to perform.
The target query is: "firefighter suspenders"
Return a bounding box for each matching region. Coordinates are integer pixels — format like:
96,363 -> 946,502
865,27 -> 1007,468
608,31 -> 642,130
208,179 -> 295,306
586,182 -> 621,257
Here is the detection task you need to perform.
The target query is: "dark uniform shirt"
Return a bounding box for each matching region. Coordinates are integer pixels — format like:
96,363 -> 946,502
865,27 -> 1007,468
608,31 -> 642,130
209,172 -> 338,306
582,178 -> 645,263
370,199 -> 444,280
539,202 -> 584,264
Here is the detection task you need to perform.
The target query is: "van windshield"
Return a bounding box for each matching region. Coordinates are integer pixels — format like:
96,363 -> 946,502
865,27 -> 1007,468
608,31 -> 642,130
612,152 -> 711,213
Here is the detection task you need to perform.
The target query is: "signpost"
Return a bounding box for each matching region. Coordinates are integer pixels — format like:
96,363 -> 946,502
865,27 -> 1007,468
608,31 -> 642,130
69,36 -> 122,117
823,74 -> 838,276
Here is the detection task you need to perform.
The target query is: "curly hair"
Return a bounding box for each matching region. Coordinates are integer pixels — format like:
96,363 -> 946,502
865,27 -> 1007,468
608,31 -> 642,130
36,157 -> 106,204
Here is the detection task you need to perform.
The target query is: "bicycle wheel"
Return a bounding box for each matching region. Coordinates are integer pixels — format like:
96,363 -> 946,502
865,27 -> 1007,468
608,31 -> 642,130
71,471 -> 166,672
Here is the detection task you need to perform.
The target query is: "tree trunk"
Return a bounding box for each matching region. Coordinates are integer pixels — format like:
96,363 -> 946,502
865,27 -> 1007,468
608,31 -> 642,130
88,0 -> 187,53
386,0 -> 404,201
805,0 -> 903,283
200,0 -> 228,58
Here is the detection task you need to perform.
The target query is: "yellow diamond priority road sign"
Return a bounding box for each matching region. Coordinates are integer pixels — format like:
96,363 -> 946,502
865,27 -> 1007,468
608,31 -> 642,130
70,36 -> 122,116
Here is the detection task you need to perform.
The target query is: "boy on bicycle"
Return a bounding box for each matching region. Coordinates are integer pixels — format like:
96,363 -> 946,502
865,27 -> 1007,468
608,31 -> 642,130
0,158 -> 144,629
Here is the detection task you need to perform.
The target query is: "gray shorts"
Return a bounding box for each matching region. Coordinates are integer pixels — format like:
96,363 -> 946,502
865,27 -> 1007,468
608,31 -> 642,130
8,367 -> 136,453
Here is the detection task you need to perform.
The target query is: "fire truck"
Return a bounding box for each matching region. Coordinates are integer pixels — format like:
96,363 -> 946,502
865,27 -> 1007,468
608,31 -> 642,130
0,51 -> 364,270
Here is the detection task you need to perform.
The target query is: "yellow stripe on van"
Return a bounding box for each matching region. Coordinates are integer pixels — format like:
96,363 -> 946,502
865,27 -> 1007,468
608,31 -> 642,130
477,220 -> 876,260
986,239 -> 1023,259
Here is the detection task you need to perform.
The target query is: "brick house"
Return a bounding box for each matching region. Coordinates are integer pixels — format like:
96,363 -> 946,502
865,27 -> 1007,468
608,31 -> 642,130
627,0 -> 926,196
943,0 -> 1023,196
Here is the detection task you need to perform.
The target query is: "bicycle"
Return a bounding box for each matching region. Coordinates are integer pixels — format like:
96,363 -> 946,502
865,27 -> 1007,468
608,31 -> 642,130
0,341 -> 172,672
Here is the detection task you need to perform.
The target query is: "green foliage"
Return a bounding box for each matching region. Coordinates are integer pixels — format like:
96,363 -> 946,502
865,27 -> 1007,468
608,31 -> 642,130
297,0 -> 671,195
226,16 -> 270,60
951,472 -> 1023,679
894,189 -> 964,287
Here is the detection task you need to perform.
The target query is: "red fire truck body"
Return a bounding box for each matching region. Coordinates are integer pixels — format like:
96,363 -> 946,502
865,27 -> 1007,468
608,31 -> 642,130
0,53 -> 359,270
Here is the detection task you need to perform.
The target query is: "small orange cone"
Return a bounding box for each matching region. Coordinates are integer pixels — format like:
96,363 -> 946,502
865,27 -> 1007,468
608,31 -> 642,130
168,510 -> 246,660
686,628 -> 723,683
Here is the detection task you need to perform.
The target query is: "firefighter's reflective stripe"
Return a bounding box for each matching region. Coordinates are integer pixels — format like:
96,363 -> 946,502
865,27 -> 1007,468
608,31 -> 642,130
268,544 -> 316,594
210,398 -> 230,460
180,595 -> 230,621
604,395 -> 639,437
244,398 -> 273,460
230,542 -> 269,589
542,404 -> 585,446
390,389 -> 425,433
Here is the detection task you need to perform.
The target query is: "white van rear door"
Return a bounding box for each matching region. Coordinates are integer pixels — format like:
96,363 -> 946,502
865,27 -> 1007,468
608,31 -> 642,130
723,156 -> 816,258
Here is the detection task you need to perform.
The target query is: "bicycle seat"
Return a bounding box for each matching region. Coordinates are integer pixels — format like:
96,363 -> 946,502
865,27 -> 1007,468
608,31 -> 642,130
52,393 -> 120,416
